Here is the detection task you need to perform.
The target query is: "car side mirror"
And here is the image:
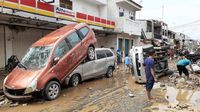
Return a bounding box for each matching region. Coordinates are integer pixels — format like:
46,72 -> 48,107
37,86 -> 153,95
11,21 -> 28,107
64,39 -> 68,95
53,57 -> 60,65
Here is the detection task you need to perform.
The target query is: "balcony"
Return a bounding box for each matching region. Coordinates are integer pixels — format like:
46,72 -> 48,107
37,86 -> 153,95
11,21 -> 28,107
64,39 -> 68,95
116,0 -> 142,11
115,17 -> 140,36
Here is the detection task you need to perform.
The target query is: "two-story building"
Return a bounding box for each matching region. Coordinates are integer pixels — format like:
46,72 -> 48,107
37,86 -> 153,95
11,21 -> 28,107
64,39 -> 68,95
106,0 -> 142,55
133,19 -> 169,46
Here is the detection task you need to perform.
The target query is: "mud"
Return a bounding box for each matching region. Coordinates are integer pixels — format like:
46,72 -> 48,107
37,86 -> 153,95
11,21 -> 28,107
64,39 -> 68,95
1,61 -> 200,112
0,65 -> 149,112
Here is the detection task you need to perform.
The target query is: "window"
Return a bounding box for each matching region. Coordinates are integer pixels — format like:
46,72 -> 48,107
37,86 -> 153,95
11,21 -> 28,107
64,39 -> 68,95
54,40 -> 70,59
129,16 -> 134,20
96,50 -> 106,59
119,12 -> 124,17
79,27 -> 89,38
60,0 -> 72,10
105,50 -> 113,57
67,32 -> 81,48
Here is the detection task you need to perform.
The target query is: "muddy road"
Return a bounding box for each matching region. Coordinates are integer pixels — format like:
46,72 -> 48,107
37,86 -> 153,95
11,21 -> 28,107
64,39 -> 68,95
1,62 -> 200,112
0,66 -> 150,112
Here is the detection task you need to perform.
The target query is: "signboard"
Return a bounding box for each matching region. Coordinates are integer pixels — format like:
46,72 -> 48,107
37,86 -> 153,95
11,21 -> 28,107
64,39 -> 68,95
56,6 -> 75,17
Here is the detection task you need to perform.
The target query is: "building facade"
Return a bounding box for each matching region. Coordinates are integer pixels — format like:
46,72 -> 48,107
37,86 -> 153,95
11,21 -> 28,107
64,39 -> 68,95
0,0 -> 116,68
107,0 -> 142,55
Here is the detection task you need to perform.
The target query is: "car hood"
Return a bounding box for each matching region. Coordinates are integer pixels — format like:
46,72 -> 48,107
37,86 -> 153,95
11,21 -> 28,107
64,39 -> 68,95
4,67 -> 42,89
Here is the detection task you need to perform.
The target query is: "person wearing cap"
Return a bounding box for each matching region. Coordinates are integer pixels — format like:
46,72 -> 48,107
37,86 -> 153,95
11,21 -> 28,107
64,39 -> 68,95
144,50 -> 157,101
177,55 -> 194,79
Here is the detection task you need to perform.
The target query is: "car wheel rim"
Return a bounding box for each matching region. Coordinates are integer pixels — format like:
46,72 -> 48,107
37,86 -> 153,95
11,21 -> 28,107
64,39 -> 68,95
73,76 -> 79,86
89,47 -> 95,59
48,84 -> 59,99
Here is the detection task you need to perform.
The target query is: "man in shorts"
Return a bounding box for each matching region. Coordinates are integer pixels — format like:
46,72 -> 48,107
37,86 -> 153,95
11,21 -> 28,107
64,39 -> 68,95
144,50 -> 157,100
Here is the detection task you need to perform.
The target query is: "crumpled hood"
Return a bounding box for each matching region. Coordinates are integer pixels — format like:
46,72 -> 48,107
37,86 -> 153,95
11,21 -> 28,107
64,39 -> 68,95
4,67 -> 41,89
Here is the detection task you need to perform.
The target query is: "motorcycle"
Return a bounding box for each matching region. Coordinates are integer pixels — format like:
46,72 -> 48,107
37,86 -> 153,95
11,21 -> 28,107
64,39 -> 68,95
5,55 -> 19,73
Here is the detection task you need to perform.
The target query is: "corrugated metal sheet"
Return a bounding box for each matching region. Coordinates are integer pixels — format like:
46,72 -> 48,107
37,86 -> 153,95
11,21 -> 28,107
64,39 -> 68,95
0,25 -> 5,68
12,28 -> 51,61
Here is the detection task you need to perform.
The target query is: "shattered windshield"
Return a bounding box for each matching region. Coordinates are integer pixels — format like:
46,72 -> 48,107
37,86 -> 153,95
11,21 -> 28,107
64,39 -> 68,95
20,46 -> 52,70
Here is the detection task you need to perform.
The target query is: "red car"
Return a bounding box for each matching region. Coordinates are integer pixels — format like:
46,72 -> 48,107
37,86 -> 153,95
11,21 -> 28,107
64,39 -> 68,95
3,23 -> 97,100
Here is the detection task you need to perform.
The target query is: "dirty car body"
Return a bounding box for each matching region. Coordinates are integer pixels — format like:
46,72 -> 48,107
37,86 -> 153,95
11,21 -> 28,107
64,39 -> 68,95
3,23 -> 97,100
65,48 -> 115,86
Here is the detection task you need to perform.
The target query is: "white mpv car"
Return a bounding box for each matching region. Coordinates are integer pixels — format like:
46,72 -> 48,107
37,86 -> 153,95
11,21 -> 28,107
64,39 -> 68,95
64,48 -> 115,86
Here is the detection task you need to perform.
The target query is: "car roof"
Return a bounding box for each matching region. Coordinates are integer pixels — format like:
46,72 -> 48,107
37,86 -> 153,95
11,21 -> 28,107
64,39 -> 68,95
32,23 -> 87,46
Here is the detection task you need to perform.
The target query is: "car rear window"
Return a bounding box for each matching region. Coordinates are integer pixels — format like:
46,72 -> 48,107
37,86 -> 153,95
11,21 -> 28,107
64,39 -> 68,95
79,27 -> 89,37
105,50 -> 113,57
96,50 -> 106,59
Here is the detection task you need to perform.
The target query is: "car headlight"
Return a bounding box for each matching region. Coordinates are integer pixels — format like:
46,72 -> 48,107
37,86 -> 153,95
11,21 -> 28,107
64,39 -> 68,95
24,79 -> 37,94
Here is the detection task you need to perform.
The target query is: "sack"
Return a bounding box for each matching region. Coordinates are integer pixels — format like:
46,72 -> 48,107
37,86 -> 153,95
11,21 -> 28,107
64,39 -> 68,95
192,64 -> 200,72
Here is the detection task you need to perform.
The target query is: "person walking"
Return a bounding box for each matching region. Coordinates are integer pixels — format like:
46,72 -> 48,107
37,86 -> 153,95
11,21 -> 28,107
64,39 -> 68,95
124,54 -> 130,73
177,56 -> 194,79
144,50 -> 157,101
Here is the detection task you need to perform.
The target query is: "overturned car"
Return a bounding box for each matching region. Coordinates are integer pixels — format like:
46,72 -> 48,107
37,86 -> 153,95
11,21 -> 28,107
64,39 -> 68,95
130,44 -> 169,83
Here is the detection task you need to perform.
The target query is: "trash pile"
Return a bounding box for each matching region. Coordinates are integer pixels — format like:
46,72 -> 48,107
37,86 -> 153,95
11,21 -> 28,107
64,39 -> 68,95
167,102 -> 195,112
167,73 -> 200,90
0,95 -> 29,107
0,95 -> 17,107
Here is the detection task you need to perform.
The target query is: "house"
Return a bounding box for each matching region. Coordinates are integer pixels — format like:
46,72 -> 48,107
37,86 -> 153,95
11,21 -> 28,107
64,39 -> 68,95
133,19 -> 169,46
107,0 -> 142,55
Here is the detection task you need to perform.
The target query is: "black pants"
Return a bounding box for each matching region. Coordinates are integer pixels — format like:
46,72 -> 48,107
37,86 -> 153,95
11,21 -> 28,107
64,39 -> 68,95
177,65 -> 189,76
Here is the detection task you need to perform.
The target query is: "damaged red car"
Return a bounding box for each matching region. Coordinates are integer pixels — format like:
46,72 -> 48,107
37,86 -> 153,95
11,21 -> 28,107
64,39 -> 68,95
3,23 -> 97,100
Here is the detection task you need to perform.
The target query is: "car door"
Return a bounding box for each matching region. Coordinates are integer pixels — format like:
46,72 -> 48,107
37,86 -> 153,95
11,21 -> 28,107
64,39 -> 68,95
82,59 -> 96,80
77,26 -> 90,55
66,31 -> 83,72
94,50 -> 107,76
105,49 -> 115,69
52,39 -> 72,81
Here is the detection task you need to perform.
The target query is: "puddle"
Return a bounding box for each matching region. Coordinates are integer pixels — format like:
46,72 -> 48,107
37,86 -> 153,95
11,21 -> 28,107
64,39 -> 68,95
154,82 -> 200,106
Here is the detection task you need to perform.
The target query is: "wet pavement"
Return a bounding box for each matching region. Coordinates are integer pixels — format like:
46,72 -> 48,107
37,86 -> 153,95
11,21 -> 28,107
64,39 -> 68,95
0,62 -> 200,112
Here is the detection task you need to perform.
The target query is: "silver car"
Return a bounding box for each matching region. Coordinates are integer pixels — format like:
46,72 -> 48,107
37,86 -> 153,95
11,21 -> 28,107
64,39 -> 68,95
64,48 -> 115,86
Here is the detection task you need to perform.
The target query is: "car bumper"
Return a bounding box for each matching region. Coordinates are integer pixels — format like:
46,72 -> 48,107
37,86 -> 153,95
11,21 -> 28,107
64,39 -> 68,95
3,89 -> 32,101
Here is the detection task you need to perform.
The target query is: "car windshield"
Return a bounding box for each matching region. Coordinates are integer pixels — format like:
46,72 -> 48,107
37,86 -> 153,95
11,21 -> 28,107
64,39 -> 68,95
20,46 -> 52,70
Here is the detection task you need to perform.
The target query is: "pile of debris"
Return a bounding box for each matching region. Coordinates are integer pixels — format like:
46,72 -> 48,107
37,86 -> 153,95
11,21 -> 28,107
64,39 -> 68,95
167,102 -> 194,111
0,95 -> 29,107
167,74 -> 200,90
0,95 -> 17,107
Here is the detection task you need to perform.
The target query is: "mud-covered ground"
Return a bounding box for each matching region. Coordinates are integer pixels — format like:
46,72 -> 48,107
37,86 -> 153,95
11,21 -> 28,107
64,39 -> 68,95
0,61 -> 200,112
0,65 -> 150,112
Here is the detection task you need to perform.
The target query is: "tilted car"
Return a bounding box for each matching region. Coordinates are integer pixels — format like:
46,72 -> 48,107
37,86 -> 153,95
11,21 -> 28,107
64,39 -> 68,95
65,48 -> 115,87
3,23 -> 97,100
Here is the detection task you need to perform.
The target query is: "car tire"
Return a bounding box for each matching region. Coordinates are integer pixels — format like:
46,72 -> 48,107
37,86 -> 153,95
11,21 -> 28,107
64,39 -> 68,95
69,74 -> 80,87
43,81 -> 61,100
106,67 -> 113,78
88,46 -> 95,60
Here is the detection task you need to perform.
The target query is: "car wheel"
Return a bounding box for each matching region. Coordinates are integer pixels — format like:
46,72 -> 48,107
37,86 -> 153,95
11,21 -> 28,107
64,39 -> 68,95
69,74 -> 80,87
43,81 -> 61,100
106,67 -> 113,78
88,46 -> 95,60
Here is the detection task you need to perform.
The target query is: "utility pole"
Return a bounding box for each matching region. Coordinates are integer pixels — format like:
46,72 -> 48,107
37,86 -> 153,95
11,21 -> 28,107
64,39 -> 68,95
162,5 -> 164,22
